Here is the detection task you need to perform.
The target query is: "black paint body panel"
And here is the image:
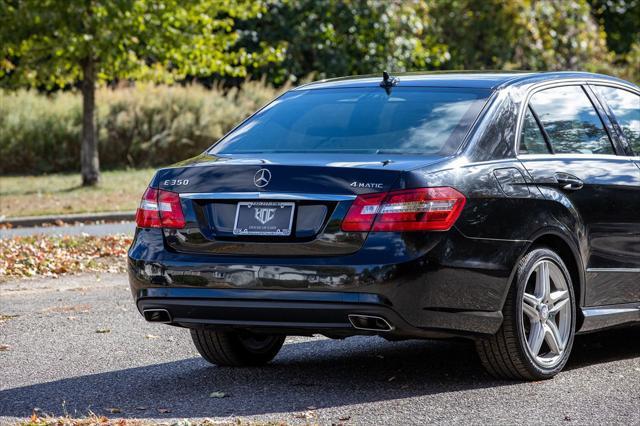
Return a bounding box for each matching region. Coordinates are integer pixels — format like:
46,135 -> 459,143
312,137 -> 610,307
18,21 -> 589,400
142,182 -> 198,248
128,72 -> 640,338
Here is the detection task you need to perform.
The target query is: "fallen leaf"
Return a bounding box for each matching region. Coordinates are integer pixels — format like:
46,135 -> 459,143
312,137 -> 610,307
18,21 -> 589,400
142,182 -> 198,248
135,406 -> 148,411
293,411 -> 316,419
0,345 -> 10,351
209,391 -> 229,398
0,234 -> 131,279
105,407 -> 121,414
157,408 -> 171,413
0,314 -> 19,323
45,304 -> 91,314
96,328 -> 111,334
145,334 -> 160,339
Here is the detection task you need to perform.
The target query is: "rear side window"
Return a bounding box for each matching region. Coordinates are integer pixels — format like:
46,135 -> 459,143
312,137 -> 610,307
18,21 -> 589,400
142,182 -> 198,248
529,86 -> 614,155
209,87 -> 490,156
594,86 -> 640,155
519,106 -> 550,154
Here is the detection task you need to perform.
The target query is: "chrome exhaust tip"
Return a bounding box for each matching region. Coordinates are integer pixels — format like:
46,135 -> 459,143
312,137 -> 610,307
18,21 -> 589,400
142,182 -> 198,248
143,309 -> 172,323
348,314 -> 394,332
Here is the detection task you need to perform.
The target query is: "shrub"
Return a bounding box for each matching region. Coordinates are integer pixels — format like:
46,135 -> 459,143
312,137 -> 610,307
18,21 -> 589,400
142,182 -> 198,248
0,81 -> 283,175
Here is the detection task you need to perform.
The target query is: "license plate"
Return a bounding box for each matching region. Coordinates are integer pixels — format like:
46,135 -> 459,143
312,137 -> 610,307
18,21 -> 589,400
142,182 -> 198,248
233,201 -> 295,236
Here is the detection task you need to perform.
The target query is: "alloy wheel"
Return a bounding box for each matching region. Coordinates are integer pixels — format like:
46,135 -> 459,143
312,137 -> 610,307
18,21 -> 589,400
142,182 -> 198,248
521,259 -> 572,368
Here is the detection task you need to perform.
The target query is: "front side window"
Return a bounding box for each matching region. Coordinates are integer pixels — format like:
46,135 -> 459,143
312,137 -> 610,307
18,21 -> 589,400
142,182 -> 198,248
529,86 -> 614,155
595,86 -> 640,155
519,106 -> 550,155
209,87 -> 490,156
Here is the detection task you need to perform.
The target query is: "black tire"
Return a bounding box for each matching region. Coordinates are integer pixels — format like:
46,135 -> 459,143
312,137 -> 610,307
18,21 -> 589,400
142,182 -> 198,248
476,247 -> 576,380
190,329 -> 285,367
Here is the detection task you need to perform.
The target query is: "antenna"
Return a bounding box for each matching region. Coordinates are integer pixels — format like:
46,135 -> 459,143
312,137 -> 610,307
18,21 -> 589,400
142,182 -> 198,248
380,70 -> 398,94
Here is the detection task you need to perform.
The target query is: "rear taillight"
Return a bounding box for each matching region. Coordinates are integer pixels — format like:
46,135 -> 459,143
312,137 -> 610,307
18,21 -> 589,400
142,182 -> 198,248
135,187 -> 185,229
135,188 -> 162,228
341,187 -> 466,232
339,192 -> 387,232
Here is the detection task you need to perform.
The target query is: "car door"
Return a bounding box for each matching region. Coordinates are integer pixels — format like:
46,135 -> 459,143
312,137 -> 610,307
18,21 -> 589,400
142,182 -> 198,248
517,83 -> 640,306
589,84 -> 640,304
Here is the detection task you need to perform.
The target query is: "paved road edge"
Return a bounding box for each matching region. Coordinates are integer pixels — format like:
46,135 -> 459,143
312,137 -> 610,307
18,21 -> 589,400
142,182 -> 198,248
1,211 -> 136,228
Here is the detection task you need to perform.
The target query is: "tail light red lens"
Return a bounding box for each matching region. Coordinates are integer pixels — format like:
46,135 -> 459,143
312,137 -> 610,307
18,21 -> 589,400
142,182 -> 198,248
135,187 -> 185,229
340,192 -> 387,232
135,188 -> 162,228
341,187 -> 466,232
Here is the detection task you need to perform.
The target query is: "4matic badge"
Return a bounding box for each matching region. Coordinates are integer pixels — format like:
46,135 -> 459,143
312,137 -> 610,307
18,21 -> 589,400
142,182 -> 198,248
350,181 -> 384,189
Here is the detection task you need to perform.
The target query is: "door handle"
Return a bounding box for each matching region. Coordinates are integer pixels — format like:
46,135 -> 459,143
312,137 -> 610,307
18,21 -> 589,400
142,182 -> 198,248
554,173 -> 583,191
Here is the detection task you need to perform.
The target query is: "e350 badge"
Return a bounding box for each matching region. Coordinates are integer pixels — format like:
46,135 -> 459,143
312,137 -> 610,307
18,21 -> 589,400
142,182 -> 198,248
163,179 -> 190,186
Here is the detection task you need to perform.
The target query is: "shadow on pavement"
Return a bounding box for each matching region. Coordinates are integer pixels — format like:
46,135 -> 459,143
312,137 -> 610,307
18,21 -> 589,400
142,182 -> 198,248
567,326 -> 639,369
0,327 -> 637,419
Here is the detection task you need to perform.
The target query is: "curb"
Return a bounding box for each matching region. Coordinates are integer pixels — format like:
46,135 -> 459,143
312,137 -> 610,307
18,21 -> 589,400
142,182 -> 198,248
0,211 -> 136,228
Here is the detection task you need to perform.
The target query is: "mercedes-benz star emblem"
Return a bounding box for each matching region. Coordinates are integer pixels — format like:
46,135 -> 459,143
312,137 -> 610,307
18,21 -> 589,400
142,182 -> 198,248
254,168 -> 272,188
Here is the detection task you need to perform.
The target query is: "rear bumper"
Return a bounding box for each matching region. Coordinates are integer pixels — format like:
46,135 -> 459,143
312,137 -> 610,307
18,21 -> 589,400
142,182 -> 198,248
138,288 -> 405,335
128,227 -> 527,338
134,287 -> 503,338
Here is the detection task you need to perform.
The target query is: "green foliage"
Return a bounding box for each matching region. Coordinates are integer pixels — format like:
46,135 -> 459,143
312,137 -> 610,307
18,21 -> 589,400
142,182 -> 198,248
0,0 -> 637,179
0,0 -> 281,88
0,0 -> 286,185
623,42 -> 640,83
0,81 -> 283,174
589,0 -> 640,54
588,0 -> 640,83
510,0 -> 611,71
0,89 -> 82,173
426,0 -> 523,70
0,0 -> 636,88
425,0 -> 612,71
239,0 -> 633,83
237,0 -> 450,84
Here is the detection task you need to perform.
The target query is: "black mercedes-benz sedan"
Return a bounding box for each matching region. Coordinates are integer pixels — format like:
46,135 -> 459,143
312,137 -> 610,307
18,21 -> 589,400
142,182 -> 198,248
128,71 -> 640,380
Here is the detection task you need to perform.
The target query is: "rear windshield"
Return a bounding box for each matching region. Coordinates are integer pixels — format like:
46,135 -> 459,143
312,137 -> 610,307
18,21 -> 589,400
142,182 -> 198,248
209,87 -> 490,156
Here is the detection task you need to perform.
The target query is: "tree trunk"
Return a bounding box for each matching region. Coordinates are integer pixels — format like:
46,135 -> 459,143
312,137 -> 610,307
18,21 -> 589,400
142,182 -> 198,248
81,57 -> 100,186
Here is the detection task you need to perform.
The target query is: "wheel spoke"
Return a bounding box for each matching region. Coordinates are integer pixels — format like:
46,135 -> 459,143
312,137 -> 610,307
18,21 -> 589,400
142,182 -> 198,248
549,297 -> 570,315
528,322 -> 545,355
544,321 -> 564,355
550,290 -> 568,303
522,292 -> 539,320
535,262 -> 551,302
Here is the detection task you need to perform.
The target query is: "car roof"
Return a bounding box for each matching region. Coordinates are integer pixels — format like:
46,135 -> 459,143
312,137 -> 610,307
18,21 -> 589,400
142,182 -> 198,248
295,71 -> 635,91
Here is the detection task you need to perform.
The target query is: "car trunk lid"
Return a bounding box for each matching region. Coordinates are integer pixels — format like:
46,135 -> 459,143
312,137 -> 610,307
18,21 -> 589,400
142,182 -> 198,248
150,153 -> 446,256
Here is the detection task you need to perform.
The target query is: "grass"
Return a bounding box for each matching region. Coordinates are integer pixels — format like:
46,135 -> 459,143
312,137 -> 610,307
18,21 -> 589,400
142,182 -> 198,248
0,168 -> 155,218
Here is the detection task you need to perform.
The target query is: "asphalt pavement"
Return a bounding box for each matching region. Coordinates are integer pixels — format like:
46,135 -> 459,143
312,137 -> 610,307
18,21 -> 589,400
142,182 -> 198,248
0,272 -> 639,425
